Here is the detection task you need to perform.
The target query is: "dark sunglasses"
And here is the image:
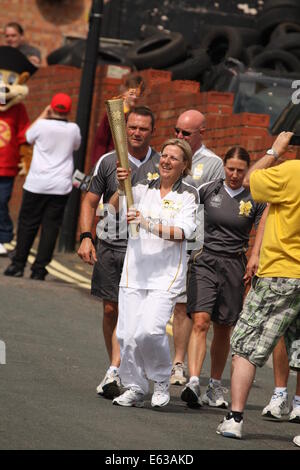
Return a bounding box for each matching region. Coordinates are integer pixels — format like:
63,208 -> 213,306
174,127 -> 197,137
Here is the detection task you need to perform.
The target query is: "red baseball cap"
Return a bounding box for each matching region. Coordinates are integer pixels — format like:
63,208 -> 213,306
50,93 -> 72,114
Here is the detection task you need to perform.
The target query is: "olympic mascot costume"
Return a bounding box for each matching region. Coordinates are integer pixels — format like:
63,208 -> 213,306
0,46 -> 37,255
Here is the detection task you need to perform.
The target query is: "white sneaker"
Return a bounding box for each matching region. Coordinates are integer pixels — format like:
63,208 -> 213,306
216,416 -> 243,439
202,381 -> 228,408
289,404 -> 300,423
170,362 -> 187,386
181,380 -> 203,407
293,435 -> 300,447
112,388 -> 145,407
151,382 -> 170,408
0,243 -> 8,256
96,369 -> 121,399
262,392 -> 290,420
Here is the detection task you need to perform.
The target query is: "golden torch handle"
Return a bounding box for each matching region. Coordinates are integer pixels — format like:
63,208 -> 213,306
105,98 -> 138,238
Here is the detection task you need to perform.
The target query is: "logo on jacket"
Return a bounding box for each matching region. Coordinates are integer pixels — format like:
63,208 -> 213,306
239,200 -> 253,217
210,193 -> 223,208
162,199 -> 182,211
193,163 -> 203,180
147,172 -> 159,181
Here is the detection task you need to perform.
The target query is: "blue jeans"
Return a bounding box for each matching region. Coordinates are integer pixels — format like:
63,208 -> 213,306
0,176 -> 14,243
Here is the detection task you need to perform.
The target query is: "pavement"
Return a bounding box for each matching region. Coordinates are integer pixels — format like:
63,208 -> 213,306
0,242 -> 299,452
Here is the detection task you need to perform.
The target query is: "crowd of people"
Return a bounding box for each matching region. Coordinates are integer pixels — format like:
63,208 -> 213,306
1,35 -> 299,446
76,75 -> 300,447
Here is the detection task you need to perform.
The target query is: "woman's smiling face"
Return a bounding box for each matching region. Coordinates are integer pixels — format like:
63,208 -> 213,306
159,145 -> 187,183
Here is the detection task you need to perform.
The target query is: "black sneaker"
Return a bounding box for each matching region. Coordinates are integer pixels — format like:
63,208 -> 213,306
30,270 -> 47,281
4,263 -> 24,277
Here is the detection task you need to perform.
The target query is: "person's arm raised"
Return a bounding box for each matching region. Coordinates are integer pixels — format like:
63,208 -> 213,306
243,131 -> 294,189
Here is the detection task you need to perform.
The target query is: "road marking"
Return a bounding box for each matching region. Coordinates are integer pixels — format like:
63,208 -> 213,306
5,241 -> 91,289
5,242 -> 278,372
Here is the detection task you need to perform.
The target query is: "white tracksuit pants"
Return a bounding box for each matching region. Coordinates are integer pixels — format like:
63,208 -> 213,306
117,287 -> 177,395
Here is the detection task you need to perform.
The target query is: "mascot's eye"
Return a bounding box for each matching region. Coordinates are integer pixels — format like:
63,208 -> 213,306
8,73 -> 17,85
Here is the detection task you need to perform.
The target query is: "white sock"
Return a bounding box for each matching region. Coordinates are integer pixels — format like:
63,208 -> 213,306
108,366 -> 119,373
274,387 -> 287,395
0,243 -> 7,254
189,376 -> 199,384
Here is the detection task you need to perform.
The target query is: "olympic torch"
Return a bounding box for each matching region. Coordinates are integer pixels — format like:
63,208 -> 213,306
105,98 -> 138,237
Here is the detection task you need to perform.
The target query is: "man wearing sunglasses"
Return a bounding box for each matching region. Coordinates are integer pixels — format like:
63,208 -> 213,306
174,109 -> 224,186
171,109 -> 225,388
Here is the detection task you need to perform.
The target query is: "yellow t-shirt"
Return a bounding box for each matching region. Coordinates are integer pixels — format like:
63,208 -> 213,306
250,160 -> 300,278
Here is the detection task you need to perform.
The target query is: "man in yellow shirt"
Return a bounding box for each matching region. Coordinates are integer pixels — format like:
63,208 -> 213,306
216,131 -> 300,444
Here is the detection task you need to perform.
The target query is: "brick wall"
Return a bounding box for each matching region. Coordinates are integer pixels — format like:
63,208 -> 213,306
0,0 -> 91,64
8,65 -> 299,247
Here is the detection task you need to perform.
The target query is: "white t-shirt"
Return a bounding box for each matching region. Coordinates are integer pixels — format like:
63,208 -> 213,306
119,177 -> 199,294
25,118 -> 81,195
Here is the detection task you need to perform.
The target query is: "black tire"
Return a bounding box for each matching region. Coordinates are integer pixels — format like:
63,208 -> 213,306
46,43 -> 75,65
291,49 -> 300,60
200,63 -> 234,92
257,7 -> 300,44
98,47 -> 134,66
71,40 -> 134,68
270,22 -> 300,42
242,45 -> 264,66
235,27 -> 260,48
126,33 -> 187,69
262,0 -> 300,12
166,49 -> 211,81
139,24 -> 166,39
69,39 -> 86,67
251,49 -> 300,73
200,26 -> 243,65
268,33 -> 300,57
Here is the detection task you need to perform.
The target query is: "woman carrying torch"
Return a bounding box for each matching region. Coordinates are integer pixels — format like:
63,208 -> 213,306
109,138 -> 199,408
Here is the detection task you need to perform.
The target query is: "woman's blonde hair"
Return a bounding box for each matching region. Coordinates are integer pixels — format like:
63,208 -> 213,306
160,138 -> 192,177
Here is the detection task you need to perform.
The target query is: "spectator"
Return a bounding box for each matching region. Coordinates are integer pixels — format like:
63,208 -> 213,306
90,75 -> 145,167
4,93 -> 81,280
4,22 -> 41,67
0,46 -> 36,256
216,131 -> 300,444
262,337 -> 300,423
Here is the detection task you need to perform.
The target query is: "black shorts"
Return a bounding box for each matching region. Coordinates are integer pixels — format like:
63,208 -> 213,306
91,240 -> 126,302
187,249 -> 247,325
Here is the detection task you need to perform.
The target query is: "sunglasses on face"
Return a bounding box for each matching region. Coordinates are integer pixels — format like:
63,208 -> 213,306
174,127 -> 198,137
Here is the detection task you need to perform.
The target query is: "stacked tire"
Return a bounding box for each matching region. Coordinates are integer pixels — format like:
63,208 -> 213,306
47,39 -> 134,68
47,3 -> 300,81
252,0 -> 300,73
125,31 -> 212,82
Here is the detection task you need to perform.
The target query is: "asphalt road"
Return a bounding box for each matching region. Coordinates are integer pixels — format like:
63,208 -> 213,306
0,251 -> 299,452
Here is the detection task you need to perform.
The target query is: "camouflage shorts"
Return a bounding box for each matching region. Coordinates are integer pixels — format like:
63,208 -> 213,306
231,277 -> 300,369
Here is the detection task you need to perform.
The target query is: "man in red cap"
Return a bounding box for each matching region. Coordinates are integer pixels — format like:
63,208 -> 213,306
50,93 -> 72,114
4,93 -> 81,280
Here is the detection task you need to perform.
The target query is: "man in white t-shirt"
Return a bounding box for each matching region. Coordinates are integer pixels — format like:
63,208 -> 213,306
4,93 -> 81,280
